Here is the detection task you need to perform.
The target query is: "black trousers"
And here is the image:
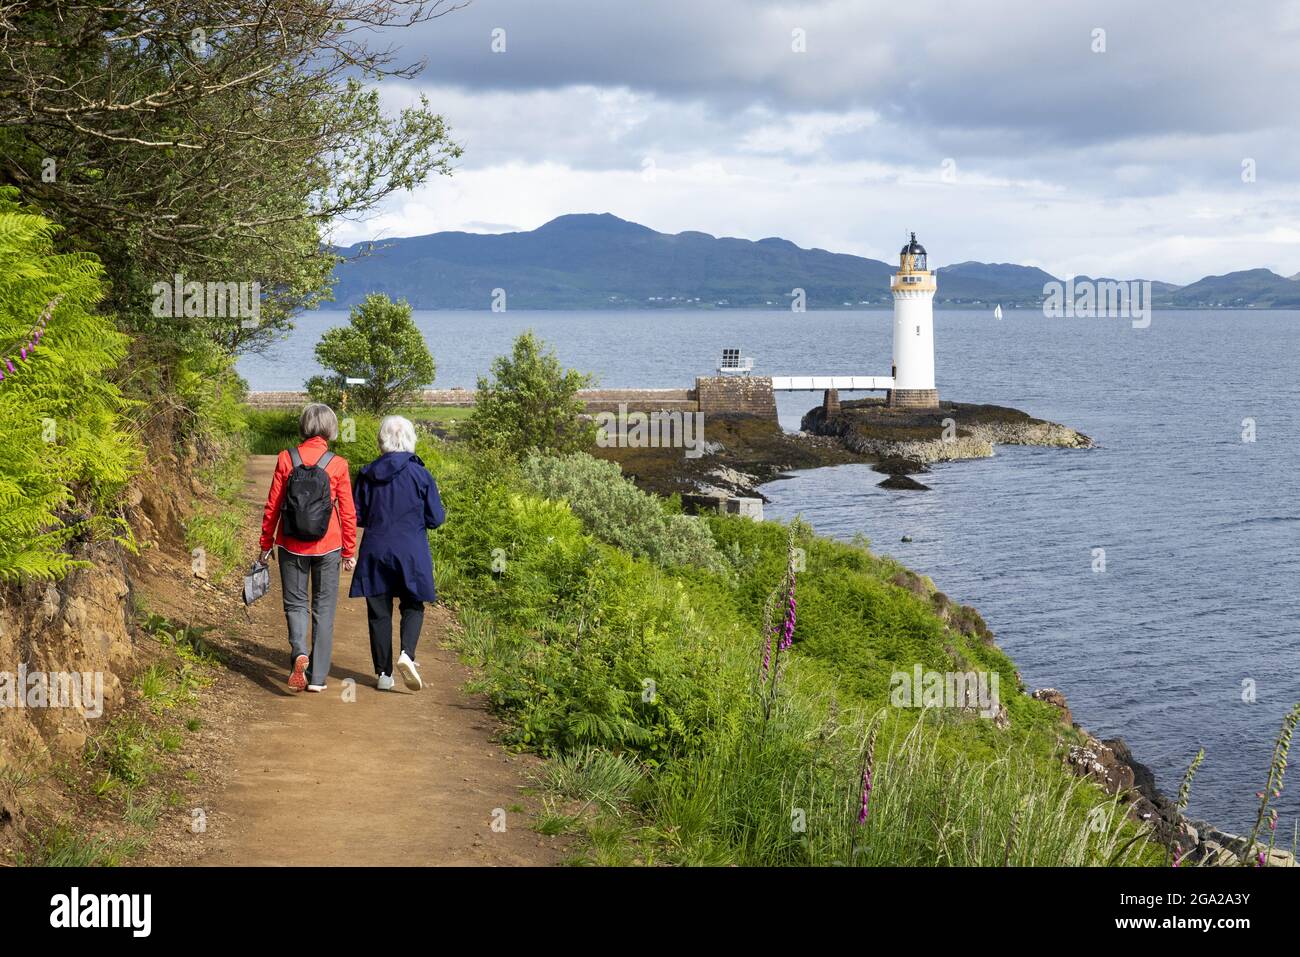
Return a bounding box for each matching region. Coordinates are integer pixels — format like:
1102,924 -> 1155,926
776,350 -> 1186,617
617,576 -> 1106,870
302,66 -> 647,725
365,593 -> 424,677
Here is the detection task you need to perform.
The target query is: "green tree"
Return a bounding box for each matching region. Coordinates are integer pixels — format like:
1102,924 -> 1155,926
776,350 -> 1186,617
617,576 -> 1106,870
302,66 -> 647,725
465,331 -> 595,456
306,294 -> 435,414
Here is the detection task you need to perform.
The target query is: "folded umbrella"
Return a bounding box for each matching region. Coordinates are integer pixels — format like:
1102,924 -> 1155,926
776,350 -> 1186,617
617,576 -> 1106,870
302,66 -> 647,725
242,560 -> 270,607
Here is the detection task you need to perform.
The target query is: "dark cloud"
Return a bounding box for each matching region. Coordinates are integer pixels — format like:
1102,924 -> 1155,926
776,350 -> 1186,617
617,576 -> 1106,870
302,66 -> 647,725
403,0 -> 1300,144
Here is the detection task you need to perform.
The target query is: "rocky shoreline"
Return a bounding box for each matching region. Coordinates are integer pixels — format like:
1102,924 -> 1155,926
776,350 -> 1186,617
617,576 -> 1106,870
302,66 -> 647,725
591,413 -> 868,500
801,397 -> 1093,474
591,397 -> 1094,501
1032,688 -> 1294,867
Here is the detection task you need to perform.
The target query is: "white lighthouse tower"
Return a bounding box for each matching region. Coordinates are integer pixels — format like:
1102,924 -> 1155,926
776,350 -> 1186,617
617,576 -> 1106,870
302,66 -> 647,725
888,232 -> 940,408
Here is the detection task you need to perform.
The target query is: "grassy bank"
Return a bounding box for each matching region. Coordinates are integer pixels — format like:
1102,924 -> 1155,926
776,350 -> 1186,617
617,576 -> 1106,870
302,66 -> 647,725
246,408 -> 1160,866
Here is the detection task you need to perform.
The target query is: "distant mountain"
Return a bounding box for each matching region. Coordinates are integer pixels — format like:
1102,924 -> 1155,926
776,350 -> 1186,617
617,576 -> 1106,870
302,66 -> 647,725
932,261 -> 1059,304
1165,269 -> 1300,307
323,213 -> 1293,309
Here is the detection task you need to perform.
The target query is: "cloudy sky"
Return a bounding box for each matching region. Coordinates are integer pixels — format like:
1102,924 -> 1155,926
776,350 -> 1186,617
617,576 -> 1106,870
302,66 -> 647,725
336,0 -> 1300,284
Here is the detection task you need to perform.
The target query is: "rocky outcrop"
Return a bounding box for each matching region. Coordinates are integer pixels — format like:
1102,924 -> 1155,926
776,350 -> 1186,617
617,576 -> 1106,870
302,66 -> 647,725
1031,688 -> 1073,727
878,474 -> 931,490
1184,819 -> 1296,867
891,569 -> 998,648
802,398 -> 1092,466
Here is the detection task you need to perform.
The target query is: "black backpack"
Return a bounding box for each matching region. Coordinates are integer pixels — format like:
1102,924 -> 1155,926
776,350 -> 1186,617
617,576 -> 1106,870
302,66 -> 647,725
280,447 -> 336,541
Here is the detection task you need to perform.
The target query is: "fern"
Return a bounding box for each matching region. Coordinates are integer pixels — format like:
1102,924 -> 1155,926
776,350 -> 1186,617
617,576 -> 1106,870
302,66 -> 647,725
0,188 -> 139,582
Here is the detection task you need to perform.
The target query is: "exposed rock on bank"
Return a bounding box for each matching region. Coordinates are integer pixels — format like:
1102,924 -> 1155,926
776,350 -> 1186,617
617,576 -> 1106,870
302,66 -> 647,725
0,420 -> 200,856
802,398 -> 1092,467
1032,687 -> 1295,867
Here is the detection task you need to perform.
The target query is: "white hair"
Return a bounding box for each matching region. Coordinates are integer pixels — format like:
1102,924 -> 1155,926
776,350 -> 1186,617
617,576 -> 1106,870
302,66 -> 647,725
377,415 -> 417,454
299,403 -> 338,441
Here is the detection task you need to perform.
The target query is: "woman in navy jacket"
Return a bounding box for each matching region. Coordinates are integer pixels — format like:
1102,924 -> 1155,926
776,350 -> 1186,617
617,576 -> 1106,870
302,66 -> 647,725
349,415 -> 445,691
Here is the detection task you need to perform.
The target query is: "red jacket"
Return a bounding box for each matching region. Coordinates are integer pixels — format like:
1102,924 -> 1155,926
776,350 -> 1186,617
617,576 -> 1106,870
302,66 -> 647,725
259,437 -> 357,559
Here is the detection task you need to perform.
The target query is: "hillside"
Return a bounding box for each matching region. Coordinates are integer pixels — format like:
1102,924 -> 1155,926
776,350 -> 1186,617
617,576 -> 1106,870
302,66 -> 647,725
325,214 -> 1129,310
330,213 -> 894,309
326,213 -> 1299,310
1166,268 -> 1300,308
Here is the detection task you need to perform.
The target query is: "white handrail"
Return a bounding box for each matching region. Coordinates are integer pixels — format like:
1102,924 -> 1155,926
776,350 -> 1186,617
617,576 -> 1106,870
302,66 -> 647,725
770,375 -> 894,391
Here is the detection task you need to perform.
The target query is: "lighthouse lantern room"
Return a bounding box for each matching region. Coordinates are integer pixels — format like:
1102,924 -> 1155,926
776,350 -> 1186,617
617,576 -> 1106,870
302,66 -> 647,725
888,232 -> 940,409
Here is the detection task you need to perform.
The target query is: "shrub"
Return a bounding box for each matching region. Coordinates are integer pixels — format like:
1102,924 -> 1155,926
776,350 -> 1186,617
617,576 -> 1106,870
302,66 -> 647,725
464,331 -> 594,456
305,293 -> 435,414
520,451 -> 726,573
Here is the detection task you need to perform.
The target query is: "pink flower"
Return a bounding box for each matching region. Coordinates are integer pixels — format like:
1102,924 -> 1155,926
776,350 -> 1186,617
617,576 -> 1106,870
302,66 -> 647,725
858,764 -> 872,824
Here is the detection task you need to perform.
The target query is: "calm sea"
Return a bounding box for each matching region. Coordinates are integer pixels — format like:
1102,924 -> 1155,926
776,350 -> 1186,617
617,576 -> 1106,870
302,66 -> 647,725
239,308 -> 1300,833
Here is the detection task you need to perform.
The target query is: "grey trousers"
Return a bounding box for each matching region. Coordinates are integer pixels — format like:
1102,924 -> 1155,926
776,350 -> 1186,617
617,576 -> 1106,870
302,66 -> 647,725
278,549 -> 340,686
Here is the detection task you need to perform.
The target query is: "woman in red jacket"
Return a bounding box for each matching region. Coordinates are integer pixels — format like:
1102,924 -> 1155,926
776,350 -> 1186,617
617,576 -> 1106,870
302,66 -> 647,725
258,403 -> 357,692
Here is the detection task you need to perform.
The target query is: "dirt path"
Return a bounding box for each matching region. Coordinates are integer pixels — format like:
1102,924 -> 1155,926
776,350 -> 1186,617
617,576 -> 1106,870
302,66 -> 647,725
183,455 -> 564,866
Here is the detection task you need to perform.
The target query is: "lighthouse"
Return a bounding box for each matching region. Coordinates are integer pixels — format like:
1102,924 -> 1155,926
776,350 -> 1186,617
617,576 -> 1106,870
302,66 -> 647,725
888,232 -> 940,409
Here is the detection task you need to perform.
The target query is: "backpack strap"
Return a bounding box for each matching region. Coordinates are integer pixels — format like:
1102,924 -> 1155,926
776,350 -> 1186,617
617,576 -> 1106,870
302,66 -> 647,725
315,450 -> 341,516
288,446 -> 303,468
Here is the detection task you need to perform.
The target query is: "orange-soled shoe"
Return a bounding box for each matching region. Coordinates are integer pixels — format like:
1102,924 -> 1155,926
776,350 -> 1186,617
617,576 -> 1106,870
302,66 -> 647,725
288,654 -> 309,691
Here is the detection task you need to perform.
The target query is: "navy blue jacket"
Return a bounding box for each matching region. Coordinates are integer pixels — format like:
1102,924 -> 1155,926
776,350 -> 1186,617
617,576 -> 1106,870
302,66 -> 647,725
348,452 -> 445,602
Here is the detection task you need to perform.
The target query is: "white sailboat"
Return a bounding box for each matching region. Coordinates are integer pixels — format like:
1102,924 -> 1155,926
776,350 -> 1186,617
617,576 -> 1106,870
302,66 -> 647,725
993,303 -> 1003,320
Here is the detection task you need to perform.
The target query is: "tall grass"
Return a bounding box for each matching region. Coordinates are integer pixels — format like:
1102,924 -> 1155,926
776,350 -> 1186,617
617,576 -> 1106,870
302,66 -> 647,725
652,683 -> 1152,866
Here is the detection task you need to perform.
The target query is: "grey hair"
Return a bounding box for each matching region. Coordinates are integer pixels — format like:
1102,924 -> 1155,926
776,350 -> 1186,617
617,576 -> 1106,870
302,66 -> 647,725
299,403 -> 339,442
378,415 -> 417,454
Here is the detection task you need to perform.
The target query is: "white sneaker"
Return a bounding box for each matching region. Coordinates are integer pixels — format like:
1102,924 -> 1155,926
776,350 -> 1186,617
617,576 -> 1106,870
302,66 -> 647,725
396,652 -> 422,692
377,674 -> 395,691
306,684 -> 327,693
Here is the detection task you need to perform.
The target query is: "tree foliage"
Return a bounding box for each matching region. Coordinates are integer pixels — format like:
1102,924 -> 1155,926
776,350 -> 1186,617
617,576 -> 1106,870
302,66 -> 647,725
305,293 -> 435,414
0,1 -> 464,353
465,332 -> 595,456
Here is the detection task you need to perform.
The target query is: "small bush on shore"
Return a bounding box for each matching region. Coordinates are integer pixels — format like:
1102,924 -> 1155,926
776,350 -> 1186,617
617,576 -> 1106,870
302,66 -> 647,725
464,331 -> 594,456
305,294 -> 436,414
520,451 -> 726,573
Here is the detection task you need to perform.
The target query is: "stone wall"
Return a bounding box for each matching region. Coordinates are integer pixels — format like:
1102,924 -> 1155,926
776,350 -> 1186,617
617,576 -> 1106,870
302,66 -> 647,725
693,376 -> 778,420
247,389 -> 478,410
579,389 -> 696,414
